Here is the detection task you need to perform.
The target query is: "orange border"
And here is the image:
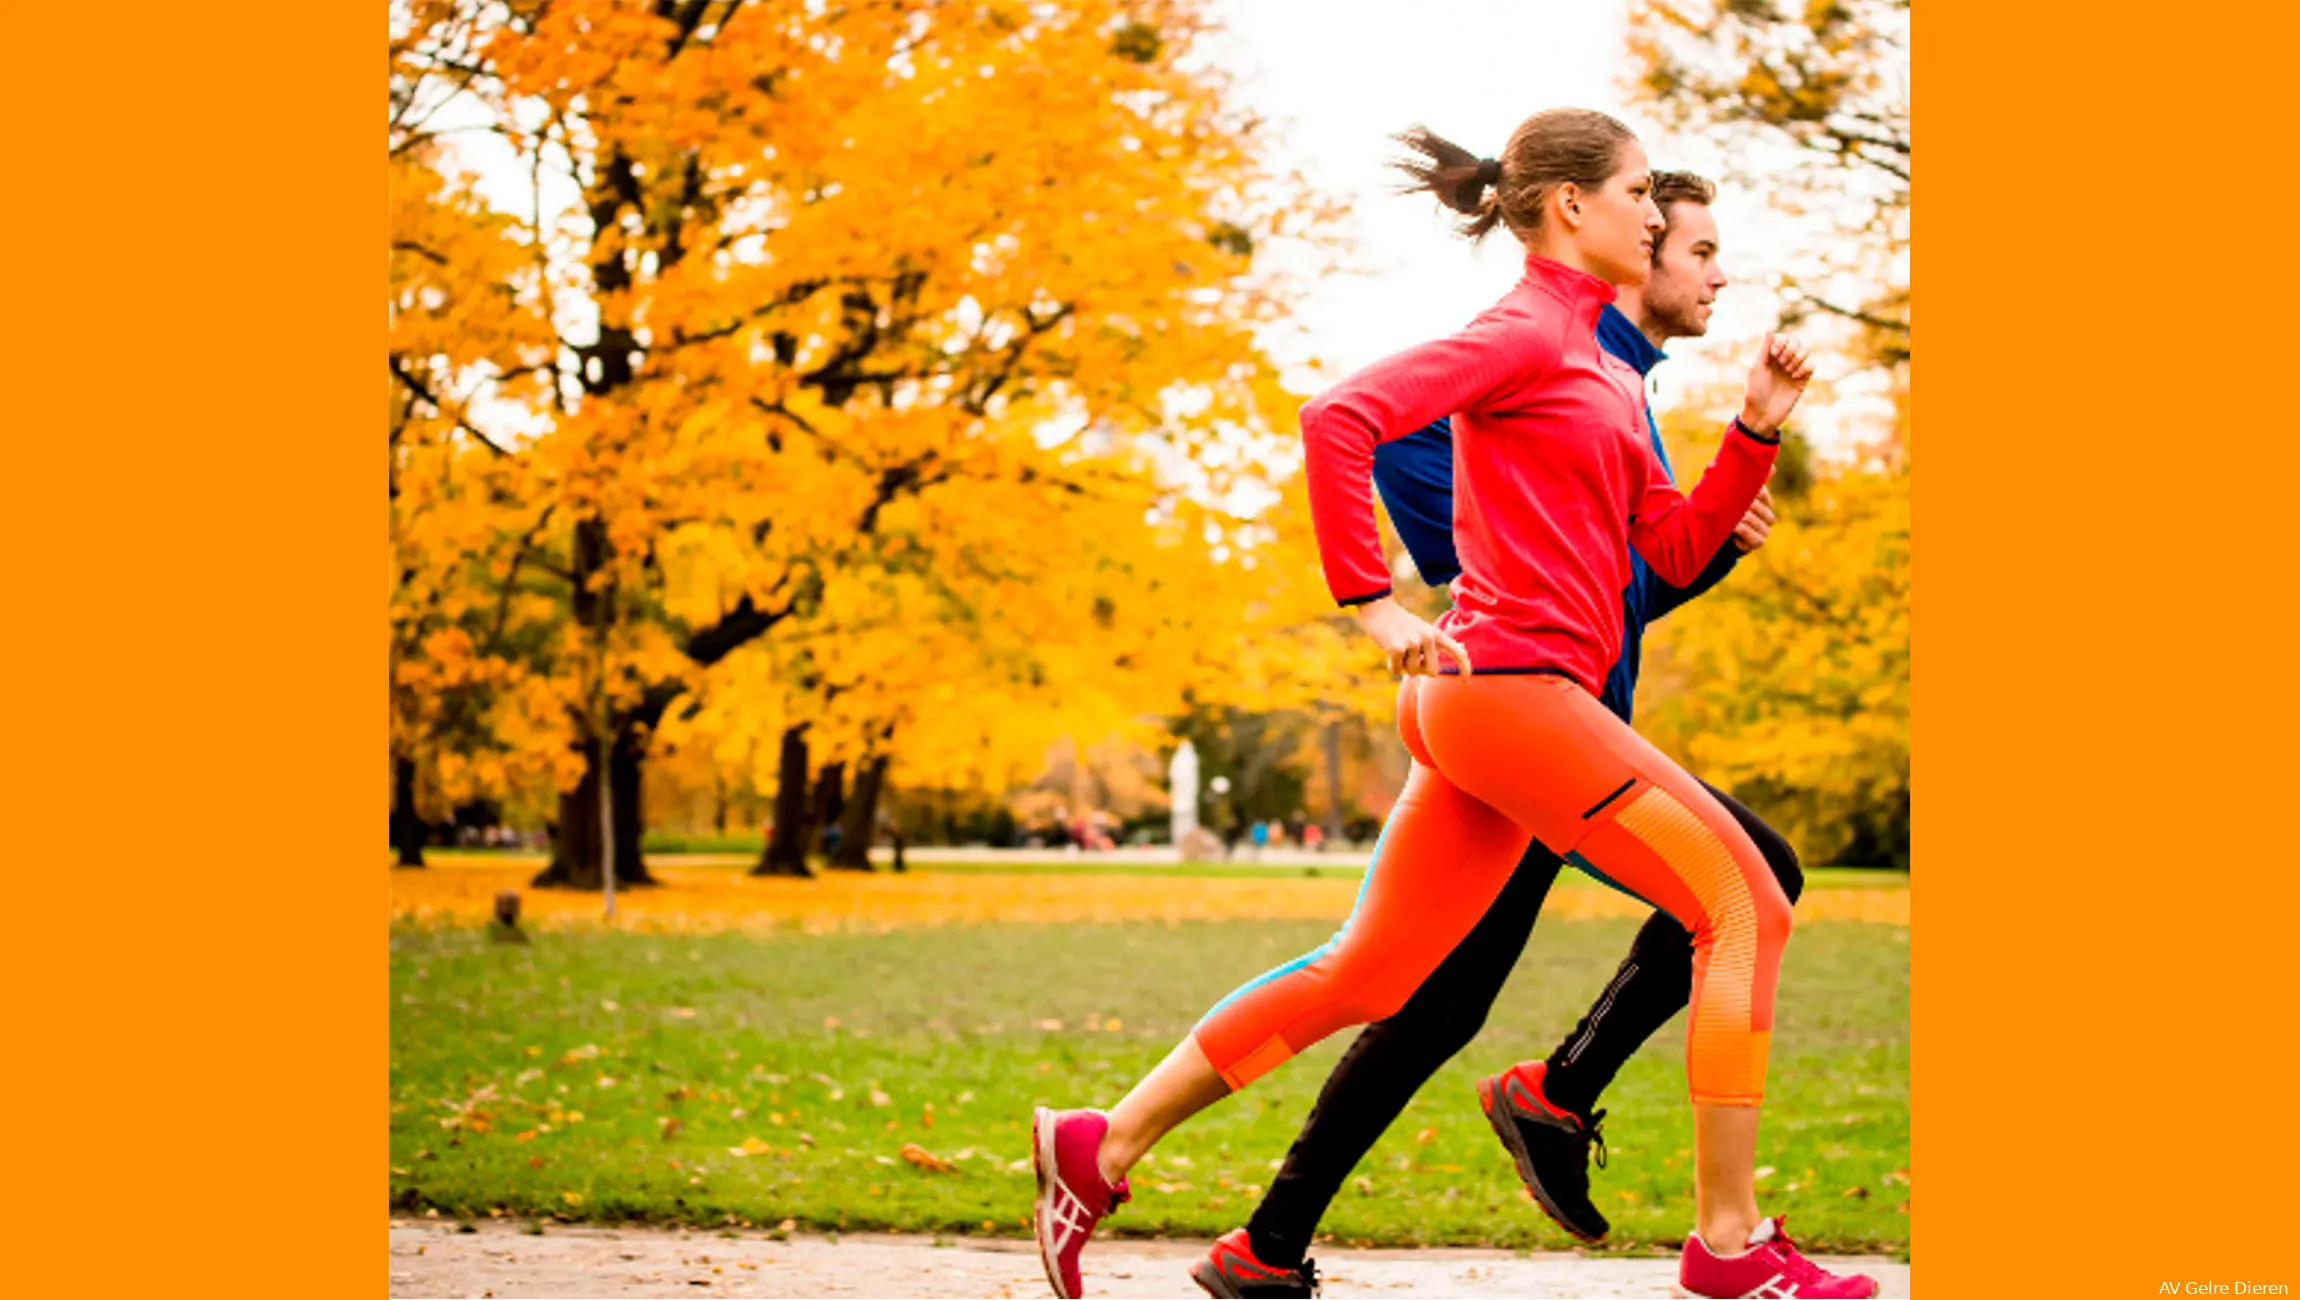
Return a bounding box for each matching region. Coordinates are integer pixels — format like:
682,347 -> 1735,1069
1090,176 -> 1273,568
1922,2 -> 2300,1291
17,3 -> 2300,1295
3,4 -> 376,1296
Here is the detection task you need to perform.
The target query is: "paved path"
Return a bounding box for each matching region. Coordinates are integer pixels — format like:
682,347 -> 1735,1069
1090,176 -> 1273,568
389,1219 -> 1911,1298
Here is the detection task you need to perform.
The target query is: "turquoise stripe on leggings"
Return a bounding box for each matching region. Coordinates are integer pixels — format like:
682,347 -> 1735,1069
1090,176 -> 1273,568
1196,816 -> 1393,1026
1565,849 -> 1661,911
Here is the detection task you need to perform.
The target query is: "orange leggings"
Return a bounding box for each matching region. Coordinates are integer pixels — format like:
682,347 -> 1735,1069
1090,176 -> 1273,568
1192,674 -> 1790,1106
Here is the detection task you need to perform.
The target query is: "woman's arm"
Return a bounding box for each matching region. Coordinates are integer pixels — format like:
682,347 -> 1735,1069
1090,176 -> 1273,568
1300,310 -> 1548,609
1628,336 -> 1811,585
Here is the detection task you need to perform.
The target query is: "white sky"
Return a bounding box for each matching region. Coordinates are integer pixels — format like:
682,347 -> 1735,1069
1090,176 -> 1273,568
1202,0 -> 1884,453
433,0 -> 1891,457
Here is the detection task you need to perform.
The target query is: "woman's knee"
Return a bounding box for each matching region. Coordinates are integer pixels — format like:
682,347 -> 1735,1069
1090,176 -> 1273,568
1753,826 -> 1802,904
1753,870 -> 1794,952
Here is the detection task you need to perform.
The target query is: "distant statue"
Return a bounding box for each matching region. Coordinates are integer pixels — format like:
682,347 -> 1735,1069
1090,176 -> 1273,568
1169,739 -> 1200,845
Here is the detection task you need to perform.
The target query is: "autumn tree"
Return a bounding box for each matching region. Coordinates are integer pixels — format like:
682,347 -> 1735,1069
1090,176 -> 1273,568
1622,3 -> 1910,866
388,0 -> 1335,887
1637,391 -> 1910,867
387,130 -> 567,865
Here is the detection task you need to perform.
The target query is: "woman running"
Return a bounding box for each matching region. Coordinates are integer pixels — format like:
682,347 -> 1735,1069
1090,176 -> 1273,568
1029,107 -> 1872,1300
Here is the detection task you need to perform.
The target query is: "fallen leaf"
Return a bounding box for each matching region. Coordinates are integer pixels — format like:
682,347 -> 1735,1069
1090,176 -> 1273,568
1843,1186 -> 1869,1199
727,1137 -> 773,1158
1354,1176 -> 1375,1196
1034,1019 -> 1064,1031
661,1118 -> 685,1141
1885,1168 -> 1910,1186
601,1000 -> 620,1012
867,1089 -> 892,1108
668,1007 -> 698,1019
1104,1017 -> 1122,1032
823,1017 -> 842,1030
1414,1127 -> 1437,1145
528,1156 -> 546,1169
901,1143 -> 956,1173
1755,1166 -> 1777,1180
562,1192 -> 584,1206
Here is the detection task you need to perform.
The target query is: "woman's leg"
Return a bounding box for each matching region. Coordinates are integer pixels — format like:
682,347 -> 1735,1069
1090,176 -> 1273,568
1099,755 -> 1532,1180
1414,675 -> 1792,1252
1095,676 -> 1517,1165
1240,842 -> 1565,1268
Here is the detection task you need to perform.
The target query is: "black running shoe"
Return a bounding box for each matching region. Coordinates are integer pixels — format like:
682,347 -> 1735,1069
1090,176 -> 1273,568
1191,1228 -> 1321,1298
1476,1059 -> 1610,1242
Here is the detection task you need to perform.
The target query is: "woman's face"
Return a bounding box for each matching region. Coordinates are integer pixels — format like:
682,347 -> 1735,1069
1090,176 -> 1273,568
1571,141 -> 1667,287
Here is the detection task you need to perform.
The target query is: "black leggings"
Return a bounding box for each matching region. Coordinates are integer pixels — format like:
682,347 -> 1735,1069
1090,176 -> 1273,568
1244,778 -> 1801,1268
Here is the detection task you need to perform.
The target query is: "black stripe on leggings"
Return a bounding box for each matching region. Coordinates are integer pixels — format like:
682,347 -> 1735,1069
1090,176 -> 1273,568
1581,777 -> 1638,820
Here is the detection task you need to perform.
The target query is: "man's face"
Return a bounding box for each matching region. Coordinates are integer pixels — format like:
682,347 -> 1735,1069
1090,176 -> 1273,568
1643,201 -> 1727,340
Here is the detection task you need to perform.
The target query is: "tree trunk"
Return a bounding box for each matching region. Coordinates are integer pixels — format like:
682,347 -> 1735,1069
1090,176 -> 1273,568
391,752 -> 426,868
531,725 -> 660,890
755,726 -> 814,877
1322,718 -> 1345,841
833,755 -> 889,870
812,761 -> 856,868
811,762 -> 845,828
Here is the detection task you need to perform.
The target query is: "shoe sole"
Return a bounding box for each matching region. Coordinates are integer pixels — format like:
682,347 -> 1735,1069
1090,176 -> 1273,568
1478,1077 -> 1607,1244
1188,1258 -> 1239,1298
1669,1263 -> 1880,1297
1030,1107 -> 1076,1300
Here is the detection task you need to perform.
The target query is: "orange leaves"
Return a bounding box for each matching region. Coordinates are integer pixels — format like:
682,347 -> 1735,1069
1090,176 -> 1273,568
898,1143 -> 955,1173
388,858 -> 1910,932
390,0 -> 1363,844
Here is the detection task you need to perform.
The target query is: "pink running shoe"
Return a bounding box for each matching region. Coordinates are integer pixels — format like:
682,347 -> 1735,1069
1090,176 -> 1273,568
1031,1106 -> 1131,1299
1676,1216 -> 1879,1298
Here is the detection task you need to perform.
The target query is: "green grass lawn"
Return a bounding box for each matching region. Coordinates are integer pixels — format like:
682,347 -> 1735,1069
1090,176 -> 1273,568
390,916 -> 1907,1253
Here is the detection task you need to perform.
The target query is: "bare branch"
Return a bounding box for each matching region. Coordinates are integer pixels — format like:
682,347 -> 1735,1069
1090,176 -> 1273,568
388,356 -> 515,456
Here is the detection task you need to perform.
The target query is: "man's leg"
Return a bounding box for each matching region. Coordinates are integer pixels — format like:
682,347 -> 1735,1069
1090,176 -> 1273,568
1539,778 -> 1802,1116
1238,842 -> 1566,1270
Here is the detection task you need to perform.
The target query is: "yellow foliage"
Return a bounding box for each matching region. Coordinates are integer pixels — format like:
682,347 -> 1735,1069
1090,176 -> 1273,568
1642,400 -> 1911,866
387,1 -> 1372,843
